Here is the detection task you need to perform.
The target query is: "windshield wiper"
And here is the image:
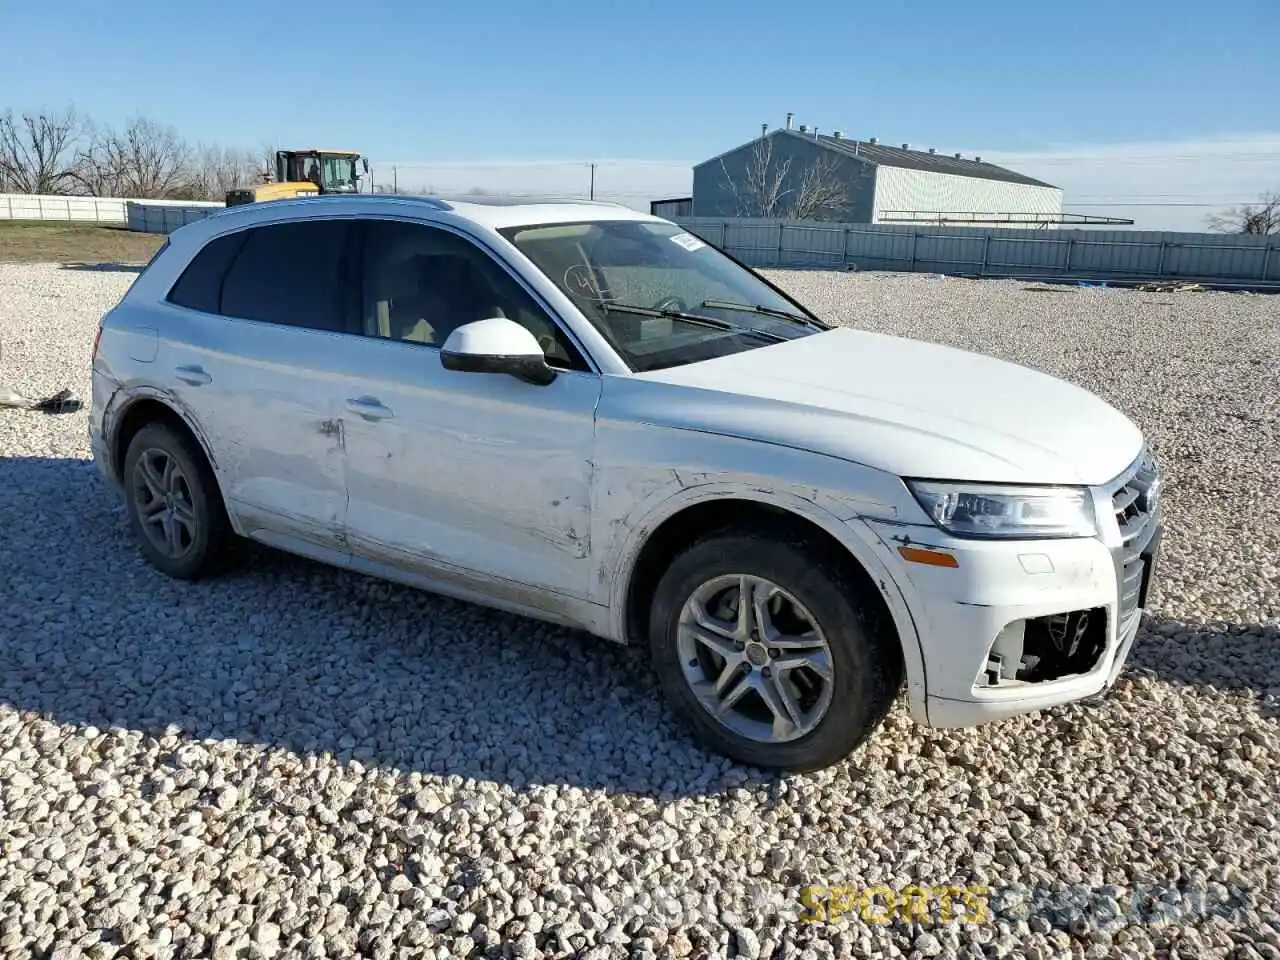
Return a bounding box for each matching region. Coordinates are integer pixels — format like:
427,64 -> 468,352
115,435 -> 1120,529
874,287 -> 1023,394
600,302 -> 789,343
700,299 -> 826,330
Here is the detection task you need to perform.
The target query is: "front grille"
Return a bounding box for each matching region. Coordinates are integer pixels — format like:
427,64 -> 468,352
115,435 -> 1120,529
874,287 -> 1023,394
1107,448 -> 1161,625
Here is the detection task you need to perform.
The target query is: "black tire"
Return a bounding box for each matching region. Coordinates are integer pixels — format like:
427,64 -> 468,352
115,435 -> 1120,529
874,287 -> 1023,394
122,421 -> 235,580
648,527 -> 903,772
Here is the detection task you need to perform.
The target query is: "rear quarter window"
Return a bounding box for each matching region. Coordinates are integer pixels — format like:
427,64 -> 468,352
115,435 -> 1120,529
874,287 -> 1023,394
166,231 -> 251,314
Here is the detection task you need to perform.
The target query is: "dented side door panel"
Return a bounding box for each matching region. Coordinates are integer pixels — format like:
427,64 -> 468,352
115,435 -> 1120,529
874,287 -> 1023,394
335,335 -> 602,600
156,307 -> 352,553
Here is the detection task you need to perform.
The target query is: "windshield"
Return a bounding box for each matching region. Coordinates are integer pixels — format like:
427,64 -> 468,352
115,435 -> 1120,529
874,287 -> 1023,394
497,219 -> 825,372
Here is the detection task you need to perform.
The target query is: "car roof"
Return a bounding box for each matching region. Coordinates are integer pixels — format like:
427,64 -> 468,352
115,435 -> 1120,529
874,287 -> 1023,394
188,194 -> 667,237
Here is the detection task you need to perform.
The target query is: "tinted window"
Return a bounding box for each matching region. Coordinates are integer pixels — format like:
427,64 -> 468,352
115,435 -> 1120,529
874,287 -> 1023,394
166,231 -> 248,314
358,219 -> 590,371
219,220 -> 356,332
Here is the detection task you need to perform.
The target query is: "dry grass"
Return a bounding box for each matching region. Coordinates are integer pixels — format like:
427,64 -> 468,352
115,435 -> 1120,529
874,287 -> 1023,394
0,222 -> 165,265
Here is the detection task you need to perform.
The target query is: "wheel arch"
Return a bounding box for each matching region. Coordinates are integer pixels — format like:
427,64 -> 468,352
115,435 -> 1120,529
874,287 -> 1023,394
611,486 -> 928,717
108,392 -> 227,506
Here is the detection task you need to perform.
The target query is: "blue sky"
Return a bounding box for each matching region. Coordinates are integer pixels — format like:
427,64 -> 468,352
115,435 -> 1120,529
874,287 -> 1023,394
3,0 -> 1277,228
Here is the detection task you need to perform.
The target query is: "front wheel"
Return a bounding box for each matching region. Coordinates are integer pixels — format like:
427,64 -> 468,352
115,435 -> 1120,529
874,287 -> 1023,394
648,529 -> 902,772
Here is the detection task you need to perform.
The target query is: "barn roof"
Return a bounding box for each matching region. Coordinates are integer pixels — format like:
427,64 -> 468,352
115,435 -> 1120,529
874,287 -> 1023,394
695,129 -> 1058,189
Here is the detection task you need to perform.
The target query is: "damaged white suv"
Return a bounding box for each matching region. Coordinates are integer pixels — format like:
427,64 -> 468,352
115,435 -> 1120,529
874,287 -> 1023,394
90,195 -> 1162,772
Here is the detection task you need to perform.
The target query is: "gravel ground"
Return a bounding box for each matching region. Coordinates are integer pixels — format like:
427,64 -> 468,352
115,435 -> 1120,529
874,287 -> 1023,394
1,261 -> 1278,960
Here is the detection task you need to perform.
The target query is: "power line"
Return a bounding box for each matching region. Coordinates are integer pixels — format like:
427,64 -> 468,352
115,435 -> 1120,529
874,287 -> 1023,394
1065,201 -> 1260,208
374,158 -> 694,170
410,190 -> 665,199
1070,193 -> 1266,199
991,154 -> 1280,167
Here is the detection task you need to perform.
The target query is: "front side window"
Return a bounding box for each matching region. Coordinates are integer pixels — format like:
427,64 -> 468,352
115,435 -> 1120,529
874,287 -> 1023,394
497,219 -> 823,372
358,219 -> 590,371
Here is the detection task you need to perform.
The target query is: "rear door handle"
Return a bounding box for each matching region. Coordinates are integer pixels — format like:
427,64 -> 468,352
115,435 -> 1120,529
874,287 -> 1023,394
175,365 -> 211,386
346,396 -> 393,421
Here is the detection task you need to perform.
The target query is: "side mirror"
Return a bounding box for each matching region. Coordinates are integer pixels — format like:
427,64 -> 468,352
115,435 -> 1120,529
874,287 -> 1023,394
439,317 -> 558,386
362,158 -> 370,173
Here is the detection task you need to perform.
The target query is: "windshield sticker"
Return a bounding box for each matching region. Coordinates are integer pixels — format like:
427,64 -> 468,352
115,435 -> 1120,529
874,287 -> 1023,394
669,232 -> 707,252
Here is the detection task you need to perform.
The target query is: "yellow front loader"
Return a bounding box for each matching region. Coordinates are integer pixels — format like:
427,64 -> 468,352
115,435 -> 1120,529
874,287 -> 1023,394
224,149 -> 369,206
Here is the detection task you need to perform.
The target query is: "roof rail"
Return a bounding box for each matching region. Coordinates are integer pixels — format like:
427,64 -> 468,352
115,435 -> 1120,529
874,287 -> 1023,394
309,193 -> 455,210
207,193 -> 456,215
430,195 -> 631,209
574,198 -> 632,209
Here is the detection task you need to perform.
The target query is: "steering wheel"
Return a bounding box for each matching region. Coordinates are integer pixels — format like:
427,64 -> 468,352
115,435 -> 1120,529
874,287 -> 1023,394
653,295 -> 688,314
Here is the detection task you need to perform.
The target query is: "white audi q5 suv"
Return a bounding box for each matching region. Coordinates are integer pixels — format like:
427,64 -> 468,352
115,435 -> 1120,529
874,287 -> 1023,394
89,194 -> 1163,772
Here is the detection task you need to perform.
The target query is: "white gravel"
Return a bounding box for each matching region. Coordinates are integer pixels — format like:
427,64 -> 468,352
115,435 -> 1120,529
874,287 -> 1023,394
1,261 -> 1278,960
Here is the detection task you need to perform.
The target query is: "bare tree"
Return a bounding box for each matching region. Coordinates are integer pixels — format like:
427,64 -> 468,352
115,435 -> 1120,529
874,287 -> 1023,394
186,143 -> 263,200
720,137 -> 792,218
112,117 -> 193,198
791,152 -> 849,220
1206,191 -> 1280,235
66,116 -> 194,199
0,105 -> 88,194
718,136 -> 849,220
67,116 -> 127,197
259,144 -> 279,183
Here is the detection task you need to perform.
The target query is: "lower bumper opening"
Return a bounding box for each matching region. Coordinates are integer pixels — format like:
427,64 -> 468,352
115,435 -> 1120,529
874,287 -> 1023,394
980,607 -> 1109,688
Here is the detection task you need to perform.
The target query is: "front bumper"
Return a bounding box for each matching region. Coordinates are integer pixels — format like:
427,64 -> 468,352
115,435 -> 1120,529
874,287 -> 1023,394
860,450 -> 1162,728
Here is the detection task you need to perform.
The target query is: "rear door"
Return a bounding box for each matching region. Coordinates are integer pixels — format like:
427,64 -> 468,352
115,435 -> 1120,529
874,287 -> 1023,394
160,218 -> 360,562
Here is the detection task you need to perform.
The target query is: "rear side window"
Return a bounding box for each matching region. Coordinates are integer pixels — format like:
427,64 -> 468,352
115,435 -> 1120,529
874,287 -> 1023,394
167,232 -> 248,314
220,220 -> 354,332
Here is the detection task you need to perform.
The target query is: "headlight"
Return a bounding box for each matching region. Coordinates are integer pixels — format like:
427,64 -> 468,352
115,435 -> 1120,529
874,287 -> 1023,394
906,480 -> 1097,539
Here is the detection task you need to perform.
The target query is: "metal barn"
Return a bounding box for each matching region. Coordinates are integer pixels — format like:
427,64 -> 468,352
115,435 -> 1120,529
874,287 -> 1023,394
692,119 -> 1066,227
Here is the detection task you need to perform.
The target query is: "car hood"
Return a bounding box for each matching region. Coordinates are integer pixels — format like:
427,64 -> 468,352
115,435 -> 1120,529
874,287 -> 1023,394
624,327 -> 1144,486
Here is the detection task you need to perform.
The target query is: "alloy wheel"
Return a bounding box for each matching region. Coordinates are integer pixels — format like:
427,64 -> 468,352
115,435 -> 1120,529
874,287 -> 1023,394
676,574 -> 835,744
131,447 -> 198,560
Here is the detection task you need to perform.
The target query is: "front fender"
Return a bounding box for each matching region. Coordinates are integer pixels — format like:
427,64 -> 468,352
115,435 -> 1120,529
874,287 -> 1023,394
603,479 -> 929,723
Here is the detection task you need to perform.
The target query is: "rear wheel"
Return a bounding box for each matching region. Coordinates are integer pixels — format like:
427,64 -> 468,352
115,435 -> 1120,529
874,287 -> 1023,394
649,528 -> 902,772
122,422 -> 234,580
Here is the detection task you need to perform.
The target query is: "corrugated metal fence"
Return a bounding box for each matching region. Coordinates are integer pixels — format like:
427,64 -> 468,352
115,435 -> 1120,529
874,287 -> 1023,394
0,193 -> 225,234
673,216 -> 1280,287
4,195 -> 1276,284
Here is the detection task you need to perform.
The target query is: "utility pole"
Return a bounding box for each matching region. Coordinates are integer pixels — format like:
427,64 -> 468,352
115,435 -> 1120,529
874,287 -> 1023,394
393,165 -> 398,192
589,162 -> 596,200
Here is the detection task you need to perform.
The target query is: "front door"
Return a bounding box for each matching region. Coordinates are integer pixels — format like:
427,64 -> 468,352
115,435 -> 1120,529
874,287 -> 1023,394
337,217 -> 601,603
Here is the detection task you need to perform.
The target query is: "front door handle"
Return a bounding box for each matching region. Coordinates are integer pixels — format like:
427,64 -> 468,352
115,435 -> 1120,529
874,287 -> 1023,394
175,365 -> 211,386
346,396 -> 393,421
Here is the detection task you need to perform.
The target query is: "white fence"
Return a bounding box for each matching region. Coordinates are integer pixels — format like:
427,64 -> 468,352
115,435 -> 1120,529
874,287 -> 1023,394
0,193 -> 225,234
125,199 -> 225,234
673,216 -> 1280,288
